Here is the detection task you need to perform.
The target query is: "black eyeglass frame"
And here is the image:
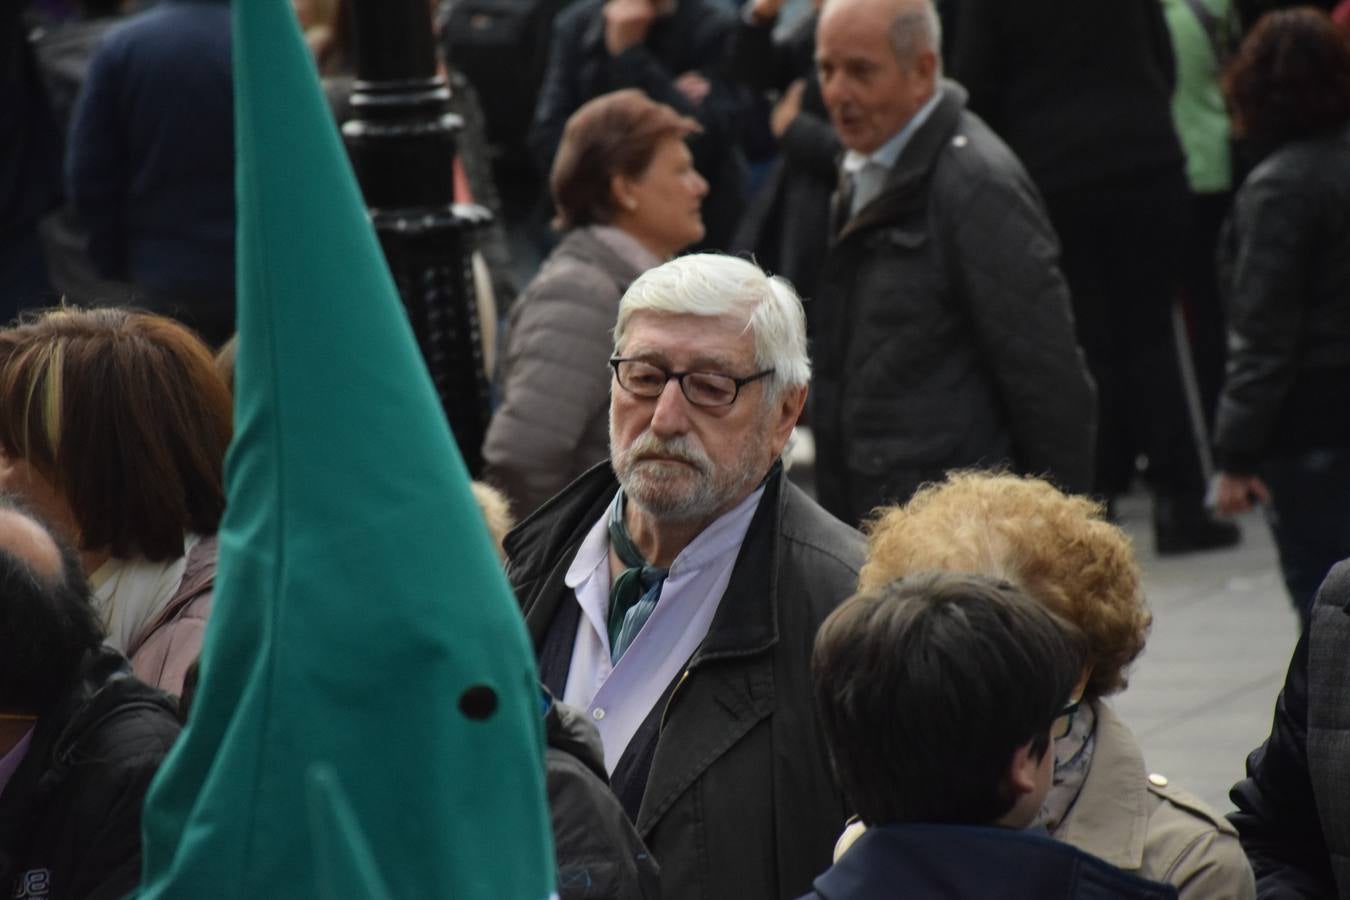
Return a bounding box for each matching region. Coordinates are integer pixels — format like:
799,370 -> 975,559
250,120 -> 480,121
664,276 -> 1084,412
1051,697 -> 1083,741
609,357 -> 776,408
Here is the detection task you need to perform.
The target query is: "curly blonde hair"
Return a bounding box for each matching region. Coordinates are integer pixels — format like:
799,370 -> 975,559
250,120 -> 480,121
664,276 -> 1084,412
859,472 -> 1150,698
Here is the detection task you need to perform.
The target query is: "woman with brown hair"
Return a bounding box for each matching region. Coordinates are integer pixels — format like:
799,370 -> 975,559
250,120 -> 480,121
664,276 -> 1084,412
848,472 -> 1255,898
482,88 -> 708,519
0,307 -> 232,697
1213,8 -> 1350,629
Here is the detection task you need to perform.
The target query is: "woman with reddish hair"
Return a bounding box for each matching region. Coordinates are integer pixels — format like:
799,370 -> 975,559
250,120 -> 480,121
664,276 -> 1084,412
1213,8 -> 1350,629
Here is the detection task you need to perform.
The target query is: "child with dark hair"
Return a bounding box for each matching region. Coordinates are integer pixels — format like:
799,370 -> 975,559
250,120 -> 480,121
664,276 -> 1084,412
804,572 -> 1178,899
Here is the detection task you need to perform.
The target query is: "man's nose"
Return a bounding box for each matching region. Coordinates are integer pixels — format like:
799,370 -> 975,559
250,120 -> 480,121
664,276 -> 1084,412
648,377 -> 692,436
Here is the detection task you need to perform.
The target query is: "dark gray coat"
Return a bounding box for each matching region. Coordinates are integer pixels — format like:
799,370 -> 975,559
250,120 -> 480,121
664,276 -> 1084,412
1230,560 -> 1350,897
483,228 -> 648,518
812,82 -> 1096,524
505,463 -> 864,899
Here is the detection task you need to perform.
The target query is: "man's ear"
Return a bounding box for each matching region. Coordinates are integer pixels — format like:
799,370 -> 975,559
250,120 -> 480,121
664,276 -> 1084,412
992,737 -> 1046,829
914,48 -> 938,94
1005,740 -> 1041,798
769,384 -> 808,457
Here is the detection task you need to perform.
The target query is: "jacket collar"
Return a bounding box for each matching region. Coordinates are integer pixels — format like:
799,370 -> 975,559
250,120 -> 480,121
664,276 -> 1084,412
832,80 -> 968,242
1053,700 -> 1150,870
505,460 -> 787,662
555,226 -> 652,286
814,823 -> 1176,899
127,536 -> 219,657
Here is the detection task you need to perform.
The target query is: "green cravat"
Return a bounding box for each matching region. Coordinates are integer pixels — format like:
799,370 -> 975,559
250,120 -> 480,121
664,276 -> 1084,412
606,490 -> 668,664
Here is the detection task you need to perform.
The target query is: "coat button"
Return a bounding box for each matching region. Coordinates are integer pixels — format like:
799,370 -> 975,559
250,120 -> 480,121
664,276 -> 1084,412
953,135 -> 969,148
1148,773 -> 1168,788
592,707 -> 606,721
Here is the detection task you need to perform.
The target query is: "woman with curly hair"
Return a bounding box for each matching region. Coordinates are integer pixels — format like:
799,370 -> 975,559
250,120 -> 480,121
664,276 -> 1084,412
1213,8 -> 1350,629
841,472 -> 1255,898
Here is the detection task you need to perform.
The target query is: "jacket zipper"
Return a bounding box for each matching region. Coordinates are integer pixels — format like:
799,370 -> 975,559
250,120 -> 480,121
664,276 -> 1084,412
660,668 -> 691,731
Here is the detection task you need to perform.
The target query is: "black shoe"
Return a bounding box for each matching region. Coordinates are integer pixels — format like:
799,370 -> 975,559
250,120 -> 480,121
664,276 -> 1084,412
1153,495 -> 1242,556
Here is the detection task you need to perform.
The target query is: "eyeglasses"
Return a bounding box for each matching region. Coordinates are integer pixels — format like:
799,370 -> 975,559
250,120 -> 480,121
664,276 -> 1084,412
1052,697 -> 1083,740
609,357 -> 775,408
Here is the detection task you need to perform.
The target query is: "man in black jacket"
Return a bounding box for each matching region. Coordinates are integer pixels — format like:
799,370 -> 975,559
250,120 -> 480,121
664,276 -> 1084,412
949,0 -> 1239,554
529,0 -> 748,249
811,0 -> 1095,526
505,253 -> 863,899
0,501 -> 181,900
1229,559 -> 1350,897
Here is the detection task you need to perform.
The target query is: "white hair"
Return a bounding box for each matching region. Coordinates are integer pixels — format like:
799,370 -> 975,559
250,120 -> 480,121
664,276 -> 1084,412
890,0 -> 943,73
613,254 -> 811,400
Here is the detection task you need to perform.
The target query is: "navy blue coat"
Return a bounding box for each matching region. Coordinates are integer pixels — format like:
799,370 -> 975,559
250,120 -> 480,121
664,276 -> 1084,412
66,0 -> 233,321
800,824 -> 1178,900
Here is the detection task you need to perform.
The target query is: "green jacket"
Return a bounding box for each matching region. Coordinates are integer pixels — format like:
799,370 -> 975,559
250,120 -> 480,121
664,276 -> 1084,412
1162,0 -> 1235,193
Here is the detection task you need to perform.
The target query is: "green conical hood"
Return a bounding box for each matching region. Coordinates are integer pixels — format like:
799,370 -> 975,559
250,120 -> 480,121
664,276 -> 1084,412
136,1 -> 556,896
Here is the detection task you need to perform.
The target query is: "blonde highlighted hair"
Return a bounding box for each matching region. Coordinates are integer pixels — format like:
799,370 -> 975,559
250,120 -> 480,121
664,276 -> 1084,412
859,471 -> 1150,697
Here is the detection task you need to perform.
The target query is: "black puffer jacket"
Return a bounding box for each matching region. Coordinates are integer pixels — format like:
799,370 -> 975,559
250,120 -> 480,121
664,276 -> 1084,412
1214,124 -> 1350,473
813,81 -> 1096,524
0,647 -> 181,900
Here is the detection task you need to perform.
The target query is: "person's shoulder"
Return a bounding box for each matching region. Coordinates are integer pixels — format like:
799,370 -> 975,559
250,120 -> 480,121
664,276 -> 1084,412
1143,773 -> 1255,895
777,482 -> 866,579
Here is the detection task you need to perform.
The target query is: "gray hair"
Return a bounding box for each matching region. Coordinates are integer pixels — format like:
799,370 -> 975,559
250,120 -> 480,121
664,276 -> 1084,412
889,0 -> 943,73
612,254 -> 811,400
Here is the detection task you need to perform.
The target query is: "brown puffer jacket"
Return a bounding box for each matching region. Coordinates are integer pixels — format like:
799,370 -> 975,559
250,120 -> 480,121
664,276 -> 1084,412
483,227 -> 651,519
125,535 -> 218,699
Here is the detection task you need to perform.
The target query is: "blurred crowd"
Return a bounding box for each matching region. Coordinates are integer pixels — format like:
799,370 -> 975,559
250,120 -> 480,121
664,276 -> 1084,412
3,0 -> 1350,897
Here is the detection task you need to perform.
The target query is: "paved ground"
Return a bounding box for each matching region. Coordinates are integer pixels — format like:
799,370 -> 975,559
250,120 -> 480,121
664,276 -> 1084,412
1110,493 -> 1299,812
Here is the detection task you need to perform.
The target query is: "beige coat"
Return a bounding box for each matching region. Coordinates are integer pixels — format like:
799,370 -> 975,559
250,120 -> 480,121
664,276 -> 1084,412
1057,701 -> 1255,899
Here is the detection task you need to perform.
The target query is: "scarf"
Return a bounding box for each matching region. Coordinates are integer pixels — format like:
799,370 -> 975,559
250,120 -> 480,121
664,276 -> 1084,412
606,490 -> 668,664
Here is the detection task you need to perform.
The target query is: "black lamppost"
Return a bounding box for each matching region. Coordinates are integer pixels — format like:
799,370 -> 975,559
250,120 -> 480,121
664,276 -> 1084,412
342,0 -> 491,476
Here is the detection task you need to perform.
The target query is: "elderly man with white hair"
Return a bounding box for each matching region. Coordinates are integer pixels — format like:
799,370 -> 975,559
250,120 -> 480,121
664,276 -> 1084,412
505,253 -> 864,899
810,0 -> 1097,526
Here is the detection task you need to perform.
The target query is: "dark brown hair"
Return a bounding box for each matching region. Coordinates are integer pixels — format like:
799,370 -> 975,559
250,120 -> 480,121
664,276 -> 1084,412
0,308 -> 233,562
1225,7 -> 1350,146
549,88 -> 701,231
813,572 -> 1086,827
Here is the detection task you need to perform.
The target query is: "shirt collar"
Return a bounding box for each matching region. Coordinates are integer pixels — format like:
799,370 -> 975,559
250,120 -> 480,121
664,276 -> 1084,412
842,89 -> 943,175
564,483 -> 768,587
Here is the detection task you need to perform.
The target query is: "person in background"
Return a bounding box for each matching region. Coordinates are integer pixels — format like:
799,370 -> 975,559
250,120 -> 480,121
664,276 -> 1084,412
484,90 -> 707,519
0,308 -> 231,697
66,0 -> 236,345
811,0 -> 1095,525
849,472 -> 1255,898
1212,8 -> 1350,630
1,2 -> 63,318
805,571 -> 1177,899
0,497 -> 180,899
529,0 -> 748,250
1161,0 -> 1240,427
949,0 -> 1240,556
727,0 -> 836,305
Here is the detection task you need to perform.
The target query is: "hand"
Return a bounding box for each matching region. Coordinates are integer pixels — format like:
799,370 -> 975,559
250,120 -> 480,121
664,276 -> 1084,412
749,0 -> 786,25
1214,471 -> 1273,516
675,70 -> 712,106
771,79 -> 806,138
605,0 -> 657,55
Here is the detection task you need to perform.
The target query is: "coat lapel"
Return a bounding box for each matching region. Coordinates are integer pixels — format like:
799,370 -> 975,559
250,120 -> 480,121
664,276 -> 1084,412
634,470 -> 786,836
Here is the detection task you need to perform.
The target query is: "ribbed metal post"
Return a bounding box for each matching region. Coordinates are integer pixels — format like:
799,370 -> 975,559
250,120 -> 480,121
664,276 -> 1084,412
343,0 -> 491,475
